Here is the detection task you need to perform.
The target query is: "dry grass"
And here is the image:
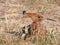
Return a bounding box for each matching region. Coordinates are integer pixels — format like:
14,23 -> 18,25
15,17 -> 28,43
0,0 -> 60,45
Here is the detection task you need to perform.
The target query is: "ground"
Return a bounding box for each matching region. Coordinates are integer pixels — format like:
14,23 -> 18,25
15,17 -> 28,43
0,0 -> 60,45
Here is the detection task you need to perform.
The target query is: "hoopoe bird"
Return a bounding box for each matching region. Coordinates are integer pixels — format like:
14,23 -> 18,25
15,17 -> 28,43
21,11 -> 44,40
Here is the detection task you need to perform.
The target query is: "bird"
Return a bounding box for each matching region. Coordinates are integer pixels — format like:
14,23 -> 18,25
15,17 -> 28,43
23,11 -> 43,30
21,11 -> 43,40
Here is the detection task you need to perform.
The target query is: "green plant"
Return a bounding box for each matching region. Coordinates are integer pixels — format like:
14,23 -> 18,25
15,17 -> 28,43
32,35 -> 38,45
0,39 -> 6,44
11,36 -> 20,43
0,17 -> 5,21
46,29 -> 57,45
37,5 -> 43,12
30,0 -> 36,4
44,3 -> 51,9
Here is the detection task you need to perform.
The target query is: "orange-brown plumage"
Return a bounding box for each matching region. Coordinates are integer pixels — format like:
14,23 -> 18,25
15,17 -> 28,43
23,11 -> 45,41
25,12 -> 43,32
26,13 -> 43,22
26,13 -> 45,41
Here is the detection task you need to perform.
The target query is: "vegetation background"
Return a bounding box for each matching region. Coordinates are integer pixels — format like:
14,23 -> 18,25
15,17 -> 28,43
0,0 -> 60,45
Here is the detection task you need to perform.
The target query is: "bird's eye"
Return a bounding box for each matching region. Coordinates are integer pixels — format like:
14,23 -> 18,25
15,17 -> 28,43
37,16 -> 40,18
